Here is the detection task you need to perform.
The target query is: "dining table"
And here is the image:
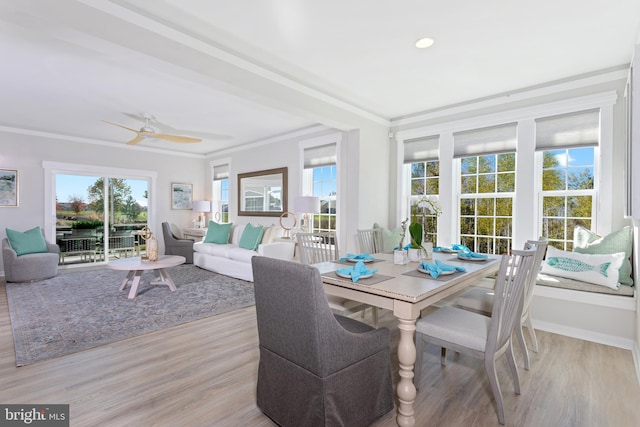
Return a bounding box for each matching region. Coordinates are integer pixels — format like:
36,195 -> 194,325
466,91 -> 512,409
313,251 -> 500,427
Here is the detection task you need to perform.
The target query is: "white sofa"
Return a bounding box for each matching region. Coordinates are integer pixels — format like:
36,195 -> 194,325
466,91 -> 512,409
193,223 -> 295,282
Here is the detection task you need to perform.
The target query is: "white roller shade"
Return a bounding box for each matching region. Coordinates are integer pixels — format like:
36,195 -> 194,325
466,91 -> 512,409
304,143 -> 337,168
453,123 -> 517,158
535,109 -> 599,150
403,135 -> 439,163
213,164 -> 229,180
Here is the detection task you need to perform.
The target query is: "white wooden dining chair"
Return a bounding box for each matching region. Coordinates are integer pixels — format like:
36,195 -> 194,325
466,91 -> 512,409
356,228 -> 384,254
455,239 -> 548,370
414,248 -> 536,425
296,231 -> 378,327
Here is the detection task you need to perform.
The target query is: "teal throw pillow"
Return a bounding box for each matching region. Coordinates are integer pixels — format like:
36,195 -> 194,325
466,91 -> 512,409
6,226 -> 48,256
238,224 -> 265,251
573,226 -> 633,286
204,221 -> 233,244
374,222 -> 403,252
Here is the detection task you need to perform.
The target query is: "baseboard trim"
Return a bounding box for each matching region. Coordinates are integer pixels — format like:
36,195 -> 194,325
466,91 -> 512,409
533,319 -> 635,350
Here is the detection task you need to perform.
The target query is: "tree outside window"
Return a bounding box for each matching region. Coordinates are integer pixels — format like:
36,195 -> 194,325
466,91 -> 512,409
459,153 -> 514,254
540,147 -> 594,250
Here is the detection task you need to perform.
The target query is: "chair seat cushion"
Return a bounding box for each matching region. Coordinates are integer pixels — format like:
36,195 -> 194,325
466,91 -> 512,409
416,306 -> 490,352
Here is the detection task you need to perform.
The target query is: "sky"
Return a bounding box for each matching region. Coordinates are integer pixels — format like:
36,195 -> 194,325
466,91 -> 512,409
56,174 -> 148,207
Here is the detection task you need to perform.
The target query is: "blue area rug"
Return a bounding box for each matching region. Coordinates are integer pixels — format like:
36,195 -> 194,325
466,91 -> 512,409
5,265 -> 255,366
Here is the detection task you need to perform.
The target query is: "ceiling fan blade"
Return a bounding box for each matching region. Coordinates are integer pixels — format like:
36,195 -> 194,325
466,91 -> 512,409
153,133 -> 202,143
102,120 -> 138,133
126,135 -> 145,145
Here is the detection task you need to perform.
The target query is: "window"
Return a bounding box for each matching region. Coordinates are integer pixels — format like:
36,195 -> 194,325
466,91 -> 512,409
455,123 -> 517,254
409,161 -> 440,242
312,165 -> 337,232
213,163 -> 229,222
537,109 -> 599,250
405,135 -> 440,242
459,153 -> 515,254
303,143 -> 337,233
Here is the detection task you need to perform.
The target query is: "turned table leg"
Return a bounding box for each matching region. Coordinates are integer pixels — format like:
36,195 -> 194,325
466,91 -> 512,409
396,318 -> 417,427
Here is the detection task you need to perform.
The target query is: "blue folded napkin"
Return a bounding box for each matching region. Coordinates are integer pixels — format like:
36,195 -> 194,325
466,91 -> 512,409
458,251 -> 488,259
435,259 -> 466,273
419,260 -> 467,278
339,253 -> 375,262
433,244 -> 471,253
336,261 -> 378,282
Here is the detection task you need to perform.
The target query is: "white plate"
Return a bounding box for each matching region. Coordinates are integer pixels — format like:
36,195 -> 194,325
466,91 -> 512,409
346,258 -> 373,263
336,270 -> 374,279
417,267 -> 455,275
457,253 -> 488,262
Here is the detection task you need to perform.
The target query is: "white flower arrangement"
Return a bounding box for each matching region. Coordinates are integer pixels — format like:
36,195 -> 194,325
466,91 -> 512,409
413,195 -> 442,216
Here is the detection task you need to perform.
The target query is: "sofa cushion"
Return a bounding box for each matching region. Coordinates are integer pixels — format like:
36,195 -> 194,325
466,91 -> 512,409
573,226 -> 633,286
204,221 -> 233,244
228,246 -> 258,263
5,226 -> 48,256
541,246 -> 625,290
261,225 -> 278,244
239,224 -> 265,251
193,242 -> 232,257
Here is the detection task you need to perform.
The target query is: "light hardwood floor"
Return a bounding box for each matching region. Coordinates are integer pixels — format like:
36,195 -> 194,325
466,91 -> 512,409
1,278 -> 639,427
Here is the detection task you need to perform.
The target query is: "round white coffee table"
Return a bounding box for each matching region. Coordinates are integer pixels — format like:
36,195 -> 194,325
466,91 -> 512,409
108,255 -> 186,299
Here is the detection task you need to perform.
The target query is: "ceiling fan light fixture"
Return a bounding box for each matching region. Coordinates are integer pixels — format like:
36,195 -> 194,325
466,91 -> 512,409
415,37 -> 435,49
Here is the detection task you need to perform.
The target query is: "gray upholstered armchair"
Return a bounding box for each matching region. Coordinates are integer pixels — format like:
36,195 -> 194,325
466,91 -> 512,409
251,256 -> 394,427
2,236 -> 59,283
161,222 -> 194,264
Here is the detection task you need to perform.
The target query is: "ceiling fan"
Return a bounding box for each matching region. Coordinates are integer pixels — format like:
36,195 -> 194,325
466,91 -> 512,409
103,113 -> 202,145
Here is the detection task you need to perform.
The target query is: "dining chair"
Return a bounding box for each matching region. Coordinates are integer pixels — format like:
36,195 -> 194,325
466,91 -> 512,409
356,228 -> 384,254
414,248 -> 536,425
296,231 -> 378,327
251,256 -> 394,427
455,239 -> 548,369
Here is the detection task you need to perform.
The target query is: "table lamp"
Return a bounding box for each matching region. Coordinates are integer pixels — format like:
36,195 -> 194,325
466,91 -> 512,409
295,196 -> 320,233
192,200 -> 211,228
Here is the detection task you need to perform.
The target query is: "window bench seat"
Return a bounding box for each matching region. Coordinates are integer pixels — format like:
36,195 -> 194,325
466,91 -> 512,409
531,273 -> 636,351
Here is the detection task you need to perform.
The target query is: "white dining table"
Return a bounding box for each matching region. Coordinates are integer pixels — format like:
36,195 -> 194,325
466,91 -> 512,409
314,251 -> 500,427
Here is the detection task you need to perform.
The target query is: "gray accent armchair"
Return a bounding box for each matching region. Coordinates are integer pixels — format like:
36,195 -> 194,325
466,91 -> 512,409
251,256 -> 393,427
161,222 -> 194,264
2,236 -> 59,282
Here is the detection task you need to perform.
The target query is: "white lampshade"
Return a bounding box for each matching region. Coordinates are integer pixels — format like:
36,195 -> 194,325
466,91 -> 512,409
192,200 -> 211,213
295,196 -> 320,213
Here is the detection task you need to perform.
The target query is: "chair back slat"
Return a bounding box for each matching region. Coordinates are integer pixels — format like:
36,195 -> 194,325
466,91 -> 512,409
488,248 -> 536,353
357,228 -> 383,254
296,232 -> 339,264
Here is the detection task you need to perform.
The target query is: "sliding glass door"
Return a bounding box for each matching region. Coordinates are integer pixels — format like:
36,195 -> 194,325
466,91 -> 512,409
54,173 -> 149,266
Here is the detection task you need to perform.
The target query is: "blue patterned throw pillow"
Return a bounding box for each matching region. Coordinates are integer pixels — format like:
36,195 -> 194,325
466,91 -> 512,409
541,246 -> 625,290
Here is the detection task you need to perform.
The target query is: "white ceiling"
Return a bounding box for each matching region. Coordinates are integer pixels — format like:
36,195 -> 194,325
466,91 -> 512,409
1,0 -> 639,156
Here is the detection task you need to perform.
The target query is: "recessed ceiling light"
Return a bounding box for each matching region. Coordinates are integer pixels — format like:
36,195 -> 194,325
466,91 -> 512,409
415,37 -> 435,49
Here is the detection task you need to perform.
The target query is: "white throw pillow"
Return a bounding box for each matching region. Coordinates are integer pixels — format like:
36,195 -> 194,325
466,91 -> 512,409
541,246 -> 625,290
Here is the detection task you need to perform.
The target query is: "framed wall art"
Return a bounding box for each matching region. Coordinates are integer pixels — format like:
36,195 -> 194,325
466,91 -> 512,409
171,182 -> 193,210
0,169 -> 18,207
